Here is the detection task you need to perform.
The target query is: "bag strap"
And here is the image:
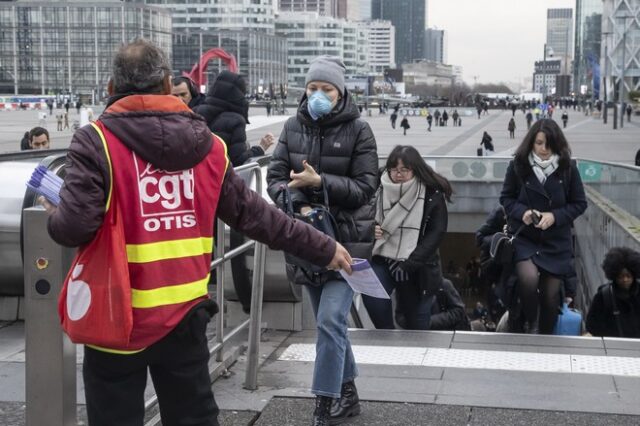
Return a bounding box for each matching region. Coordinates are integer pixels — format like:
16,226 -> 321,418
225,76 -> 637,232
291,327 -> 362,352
605,284 -> 624,337
279,184 -> 295,216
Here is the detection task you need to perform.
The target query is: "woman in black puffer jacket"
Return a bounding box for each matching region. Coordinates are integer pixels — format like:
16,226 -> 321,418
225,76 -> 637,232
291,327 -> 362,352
266,56 -> 378,426
194,71 -> 274,167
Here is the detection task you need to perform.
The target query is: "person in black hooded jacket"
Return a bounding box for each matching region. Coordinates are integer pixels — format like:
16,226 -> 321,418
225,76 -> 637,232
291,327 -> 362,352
267,55 -> 377,426
194,71 -> 274,167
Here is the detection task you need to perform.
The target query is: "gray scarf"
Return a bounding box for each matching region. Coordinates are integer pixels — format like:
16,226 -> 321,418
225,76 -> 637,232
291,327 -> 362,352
529,152 -> 559,184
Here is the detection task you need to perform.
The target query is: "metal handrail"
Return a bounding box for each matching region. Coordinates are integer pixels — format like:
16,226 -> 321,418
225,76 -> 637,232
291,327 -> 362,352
144,162 -> 268,413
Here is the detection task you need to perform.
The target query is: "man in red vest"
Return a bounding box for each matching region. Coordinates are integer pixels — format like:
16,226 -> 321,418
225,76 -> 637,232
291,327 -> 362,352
44,39 -> 352,426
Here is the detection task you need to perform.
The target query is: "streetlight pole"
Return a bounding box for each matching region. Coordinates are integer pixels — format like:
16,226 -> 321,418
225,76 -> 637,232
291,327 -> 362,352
602,31 -> 612,124
542,43 -> 547,102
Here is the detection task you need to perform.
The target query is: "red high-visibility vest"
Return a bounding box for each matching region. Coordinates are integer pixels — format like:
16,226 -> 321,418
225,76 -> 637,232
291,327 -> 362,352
92,120 -> 228,352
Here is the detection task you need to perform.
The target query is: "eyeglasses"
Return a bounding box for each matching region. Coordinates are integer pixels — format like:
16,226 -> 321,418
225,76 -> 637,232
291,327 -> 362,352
388,167 -> 412,176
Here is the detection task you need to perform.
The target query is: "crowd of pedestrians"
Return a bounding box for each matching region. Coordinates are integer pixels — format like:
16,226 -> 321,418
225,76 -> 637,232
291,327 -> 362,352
22,39 -> 639,426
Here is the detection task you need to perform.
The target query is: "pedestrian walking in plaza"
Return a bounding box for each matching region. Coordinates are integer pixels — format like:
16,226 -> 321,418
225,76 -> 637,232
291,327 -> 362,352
63,112 -> 69,130
426,113 -> 433,132
434,109 -> 441,126
363,145 -> 452,331
526,110 -> 533,129
476,105 -> 482,119
480,131 -> 494,155
626,104 -> 633,122
508,118 -> 516,139
561,111 -> 569,129
267,55 -> 377,426
483,103 -> 489,115
47,98 -> 54,115
511,103 -> 517,117
586,247 -> 640,338
56,114 -> 63,131
400,117 -> 410,135
390,111 -> 398,129
442,110 -> 449,126
64,100 -> 70,114
75,100 -> 82,114
499,119 -> 587,335
266,100 -> 272,116
452,110 -> 459,127
42,40 -> 352,426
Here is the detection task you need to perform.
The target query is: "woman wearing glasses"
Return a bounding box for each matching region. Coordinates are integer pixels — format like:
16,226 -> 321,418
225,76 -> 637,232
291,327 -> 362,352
363,145 -> 453,329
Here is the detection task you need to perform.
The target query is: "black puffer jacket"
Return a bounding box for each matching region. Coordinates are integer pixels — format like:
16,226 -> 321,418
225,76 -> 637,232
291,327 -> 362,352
267,90 -> 378,265
193,71 -> 263,167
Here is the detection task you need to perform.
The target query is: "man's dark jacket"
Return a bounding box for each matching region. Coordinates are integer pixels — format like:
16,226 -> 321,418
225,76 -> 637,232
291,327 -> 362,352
429,278 -> 469,330
266,90 -> 378,280
193,71 -> 263,167
586,281 -> 640,338
47,94 -> 335,271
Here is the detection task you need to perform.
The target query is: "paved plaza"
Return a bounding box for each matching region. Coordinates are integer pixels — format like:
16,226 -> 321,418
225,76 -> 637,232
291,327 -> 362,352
1,105 -> 639,164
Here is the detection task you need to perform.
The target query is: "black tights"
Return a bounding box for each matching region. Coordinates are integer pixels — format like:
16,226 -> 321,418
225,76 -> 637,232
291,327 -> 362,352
515,260 -> 562,334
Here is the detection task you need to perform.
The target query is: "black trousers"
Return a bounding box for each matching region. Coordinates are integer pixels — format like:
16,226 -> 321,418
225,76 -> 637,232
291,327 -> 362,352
83,301 -> 219,426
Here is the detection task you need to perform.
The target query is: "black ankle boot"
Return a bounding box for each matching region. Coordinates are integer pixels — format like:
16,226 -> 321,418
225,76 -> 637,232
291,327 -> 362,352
312,395 -> 333,426
329,380 -> 361,425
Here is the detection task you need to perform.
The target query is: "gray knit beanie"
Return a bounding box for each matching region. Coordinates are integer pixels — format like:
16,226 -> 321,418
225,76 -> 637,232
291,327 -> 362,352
305,55 -> 346,95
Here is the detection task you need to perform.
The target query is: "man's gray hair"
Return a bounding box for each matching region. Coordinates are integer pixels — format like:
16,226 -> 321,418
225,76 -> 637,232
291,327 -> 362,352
111,39 -> 171,94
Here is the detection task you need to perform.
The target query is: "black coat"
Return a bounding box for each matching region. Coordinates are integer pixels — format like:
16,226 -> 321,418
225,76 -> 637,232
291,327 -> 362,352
396,187 -> 448,296
429,278 -> 469,330
193,73 -> 264,167
586,282 -> 640,338
267,90 -> 378,263
500,160 -> 587,276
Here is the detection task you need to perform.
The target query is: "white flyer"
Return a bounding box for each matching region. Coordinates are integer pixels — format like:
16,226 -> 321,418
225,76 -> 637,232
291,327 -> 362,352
339,258 -> 390,299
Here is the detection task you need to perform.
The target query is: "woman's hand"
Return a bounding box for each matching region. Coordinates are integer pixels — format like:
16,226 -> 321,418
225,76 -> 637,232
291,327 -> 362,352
522,209 -> 535,225
259,133 -> 275,151
535,212 -> 555,230
374,225 -> 383,240
38,196 -> 57,215
289,160 -> 321,189
299,205 -> 312,216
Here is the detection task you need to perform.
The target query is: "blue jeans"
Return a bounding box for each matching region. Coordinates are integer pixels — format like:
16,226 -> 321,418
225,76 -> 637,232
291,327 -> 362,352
305,279 -> 358,398
362,257 -> 431,330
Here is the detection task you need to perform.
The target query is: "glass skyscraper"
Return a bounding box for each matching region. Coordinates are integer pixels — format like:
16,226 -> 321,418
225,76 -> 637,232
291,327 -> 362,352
371,0 -> 427,66
574,0 -> 602,96
0,1 -> 171,97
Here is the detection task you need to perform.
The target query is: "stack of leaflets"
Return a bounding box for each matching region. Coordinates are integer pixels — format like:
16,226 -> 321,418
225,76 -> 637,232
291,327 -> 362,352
27,165 -> 63,206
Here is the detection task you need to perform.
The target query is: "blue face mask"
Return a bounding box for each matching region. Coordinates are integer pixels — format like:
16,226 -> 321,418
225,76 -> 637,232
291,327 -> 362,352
307,90 -> 334,120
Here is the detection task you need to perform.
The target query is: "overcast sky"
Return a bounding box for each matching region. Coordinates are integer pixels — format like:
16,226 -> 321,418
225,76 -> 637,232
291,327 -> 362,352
429,0 -> 575,86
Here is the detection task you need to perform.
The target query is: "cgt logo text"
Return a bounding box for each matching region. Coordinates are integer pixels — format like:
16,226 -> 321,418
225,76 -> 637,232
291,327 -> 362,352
135,158 -> 198,232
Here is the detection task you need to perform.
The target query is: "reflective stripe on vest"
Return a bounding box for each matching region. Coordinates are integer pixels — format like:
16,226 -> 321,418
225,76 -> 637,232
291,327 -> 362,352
126,236 -> 214,263
131,274 -> 210,308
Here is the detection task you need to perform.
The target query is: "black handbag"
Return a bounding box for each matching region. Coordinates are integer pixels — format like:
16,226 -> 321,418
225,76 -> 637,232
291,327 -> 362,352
279,184 -> 339,274
489,206 -> 525,265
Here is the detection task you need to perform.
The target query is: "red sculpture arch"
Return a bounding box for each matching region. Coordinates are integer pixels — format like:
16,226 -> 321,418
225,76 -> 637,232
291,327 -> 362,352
183,48 -> 239,89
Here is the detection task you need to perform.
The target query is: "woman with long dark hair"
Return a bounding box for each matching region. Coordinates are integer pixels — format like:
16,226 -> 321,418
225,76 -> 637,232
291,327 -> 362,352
363,145 -> 453,329
500,119 -> 587,334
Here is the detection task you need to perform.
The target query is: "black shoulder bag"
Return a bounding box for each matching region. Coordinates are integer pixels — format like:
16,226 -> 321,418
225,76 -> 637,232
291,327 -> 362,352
489,205 -> 525,265
279,184 -> 339,274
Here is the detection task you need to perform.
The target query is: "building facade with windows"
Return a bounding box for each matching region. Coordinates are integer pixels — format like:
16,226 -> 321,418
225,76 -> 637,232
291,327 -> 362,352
424,28 -> 446,63
547,8 -> 574,58
146,0 -> 276,34
275,12 -> 368,88
0,1 -> 171,97
574,0 -> 602,96
371,0 -> 426,66
361,20 -> 395,73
